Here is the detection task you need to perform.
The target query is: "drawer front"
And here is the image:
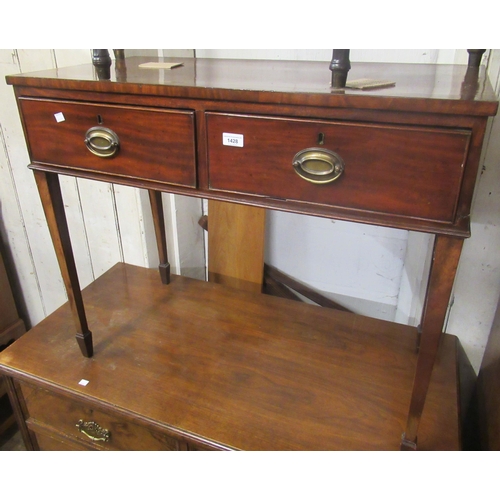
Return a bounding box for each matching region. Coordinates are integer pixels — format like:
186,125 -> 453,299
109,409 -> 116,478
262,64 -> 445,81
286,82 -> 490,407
207,113 -> 471,223
20,98 -> 197,188
33,429 -> 96,451
19,382 -> 180,451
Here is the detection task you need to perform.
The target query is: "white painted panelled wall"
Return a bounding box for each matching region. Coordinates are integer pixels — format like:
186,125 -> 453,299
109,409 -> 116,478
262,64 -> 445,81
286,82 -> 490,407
1,49 -> 499,373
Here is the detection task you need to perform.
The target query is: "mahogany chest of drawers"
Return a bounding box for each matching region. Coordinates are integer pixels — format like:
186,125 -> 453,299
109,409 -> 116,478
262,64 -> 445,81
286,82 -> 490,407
1,263 -> 462,450
0,56 -> 497,450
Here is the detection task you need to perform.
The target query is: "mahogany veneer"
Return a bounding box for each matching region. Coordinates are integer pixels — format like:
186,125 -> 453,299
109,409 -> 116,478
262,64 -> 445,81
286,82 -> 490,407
0,264 -> 460,451
206,113 -> 470,222
20,98 -> 197,188
1,56 -> 498,450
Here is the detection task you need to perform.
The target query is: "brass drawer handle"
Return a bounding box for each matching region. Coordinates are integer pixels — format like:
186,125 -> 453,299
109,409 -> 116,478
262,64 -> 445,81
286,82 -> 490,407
84,126 -> 120,158
292,148 -> 344,184
76,419 -> 111,442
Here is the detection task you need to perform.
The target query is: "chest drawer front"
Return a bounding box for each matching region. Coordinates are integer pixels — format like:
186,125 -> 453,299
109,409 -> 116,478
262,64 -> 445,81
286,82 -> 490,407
207,113 -> 471,223
34,430 -> 96,451
19,382 -> 180,451
20,98 -> 197,188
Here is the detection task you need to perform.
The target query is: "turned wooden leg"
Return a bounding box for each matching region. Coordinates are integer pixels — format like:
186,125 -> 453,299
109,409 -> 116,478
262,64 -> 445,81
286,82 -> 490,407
148,190 -> 170,285
401,235 -> 463,450
33,170 -> 93,357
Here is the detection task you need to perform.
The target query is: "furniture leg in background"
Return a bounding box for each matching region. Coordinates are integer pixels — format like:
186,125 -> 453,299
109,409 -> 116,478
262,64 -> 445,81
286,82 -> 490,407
0,250 -> 25,351
33,170 -> 93,358
0,249 -> 26,439
148,190 -> 171,285
475,281 -> 500,450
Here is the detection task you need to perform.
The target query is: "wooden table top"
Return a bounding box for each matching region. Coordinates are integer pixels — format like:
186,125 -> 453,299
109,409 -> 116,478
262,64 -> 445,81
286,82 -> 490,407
0,263 -> 460,450
6,57 -> 498,116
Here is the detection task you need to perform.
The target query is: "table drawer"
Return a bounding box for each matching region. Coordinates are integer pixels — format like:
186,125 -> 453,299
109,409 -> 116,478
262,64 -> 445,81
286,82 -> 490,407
20,98 -> 197,188
19,381 -> 180,451
207,113 -> 471,223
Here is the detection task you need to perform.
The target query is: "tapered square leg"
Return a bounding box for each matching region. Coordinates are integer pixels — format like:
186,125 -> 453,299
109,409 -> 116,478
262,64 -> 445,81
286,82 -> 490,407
148,190 -> 171,285
33,170 -> 93,358
401,235 -> 463,450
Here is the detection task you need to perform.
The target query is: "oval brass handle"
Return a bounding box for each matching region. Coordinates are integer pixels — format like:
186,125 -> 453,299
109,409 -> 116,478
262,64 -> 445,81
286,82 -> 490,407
84,126 -> 120,158
76,419 -> 110,442
292,148 -> 344,184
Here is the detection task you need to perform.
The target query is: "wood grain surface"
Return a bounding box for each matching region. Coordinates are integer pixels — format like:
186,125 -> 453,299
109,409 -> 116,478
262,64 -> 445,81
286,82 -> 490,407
206,112 -> 470,223
20,98 -> 197,188
0,264 -> 460,450
7,57 -> 498,116
208,200 -> 265,293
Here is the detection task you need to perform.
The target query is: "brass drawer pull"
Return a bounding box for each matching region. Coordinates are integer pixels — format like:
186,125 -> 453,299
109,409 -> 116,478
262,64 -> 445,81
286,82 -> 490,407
76,419 -> 110,442
84,126 -> 120,158
293,148 -> 344,184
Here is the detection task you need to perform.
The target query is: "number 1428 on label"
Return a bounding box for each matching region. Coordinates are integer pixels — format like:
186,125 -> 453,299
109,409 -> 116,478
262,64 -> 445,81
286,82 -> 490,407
222,133 -> 244,148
